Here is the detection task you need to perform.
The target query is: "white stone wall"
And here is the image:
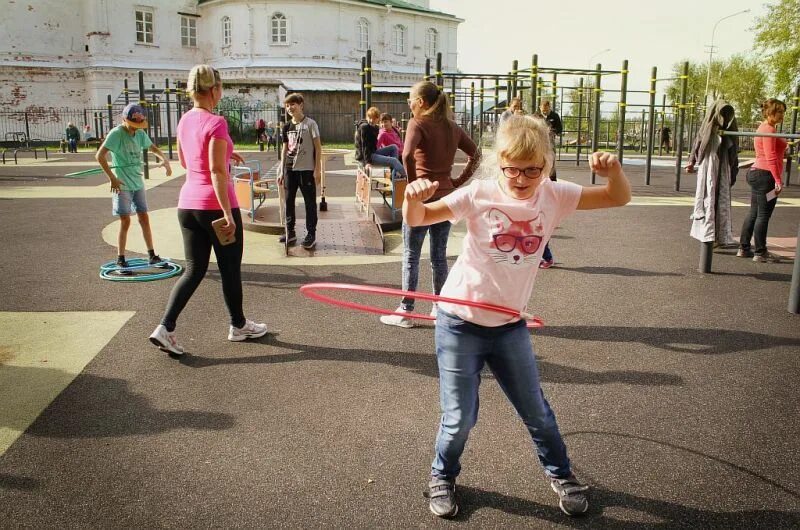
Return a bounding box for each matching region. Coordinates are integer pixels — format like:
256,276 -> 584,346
1,0 -> 461,111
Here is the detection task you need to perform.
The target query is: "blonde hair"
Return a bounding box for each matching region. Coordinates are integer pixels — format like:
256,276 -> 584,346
187,65 -> 221,97
366,106 -> 381,120
495,115 -> 553,175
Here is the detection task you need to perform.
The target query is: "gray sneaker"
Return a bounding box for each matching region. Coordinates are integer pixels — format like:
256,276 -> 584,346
753,251 -> 782,263
425,477 -> 458,518
550,474 -> 589,516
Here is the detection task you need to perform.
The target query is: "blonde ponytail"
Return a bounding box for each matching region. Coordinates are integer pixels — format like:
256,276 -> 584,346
187,64 -> 221,97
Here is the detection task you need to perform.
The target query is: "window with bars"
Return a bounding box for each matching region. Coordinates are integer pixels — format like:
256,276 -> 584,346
392,25 -> 406,55
425,28 -> 437,58
356,18 -> 369,51
181,16 -> 197,47
271,13 -> 287,44
135,8 -> 154,44
221,16 -> 231,47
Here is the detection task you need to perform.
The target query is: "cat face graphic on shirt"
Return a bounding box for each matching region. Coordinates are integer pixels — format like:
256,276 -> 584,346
486,208 -> 544,267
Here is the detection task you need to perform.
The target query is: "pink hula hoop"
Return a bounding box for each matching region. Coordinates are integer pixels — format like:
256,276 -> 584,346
299,283 -> 544,328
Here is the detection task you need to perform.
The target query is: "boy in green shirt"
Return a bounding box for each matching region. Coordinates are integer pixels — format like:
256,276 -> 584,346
96,103 -> 172,271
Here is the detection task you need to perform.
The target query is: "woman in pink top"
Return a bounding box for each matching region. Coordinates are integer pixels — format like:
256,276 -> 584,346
403,115 -> 631,518
149,65 -> 266,356
376,113 -> 403,153
738,98 -> 788,263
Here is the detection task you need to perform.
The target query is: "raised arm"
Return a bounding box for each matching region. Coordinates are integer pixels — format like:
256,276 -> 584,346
577,152 -> 631,210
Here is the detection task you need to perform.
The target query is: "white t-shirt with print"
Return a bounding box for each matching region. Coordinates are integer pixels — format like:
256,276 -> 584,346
440,178 -> 582,327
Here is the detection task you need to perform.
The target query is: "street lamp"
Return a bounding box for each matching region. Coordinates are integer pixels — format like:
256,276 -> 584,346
704,9 -> 750,106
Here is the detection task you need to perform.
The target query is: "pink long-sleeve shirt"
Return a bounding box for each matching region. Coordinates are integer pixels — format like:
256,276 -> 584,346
752,122 -> 788,187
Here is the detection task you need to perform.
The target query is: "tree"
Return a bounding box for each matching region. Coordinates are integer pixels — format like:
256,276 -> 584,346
753,0 -> 800,96
717,55 -> 767,124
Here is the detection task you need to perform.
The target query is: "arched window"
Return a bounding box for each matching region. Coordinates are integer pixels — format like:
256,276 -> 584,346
271,12 -> 288,44
221,16 -> 231,47
425,28 -> 437,58
356,18 -> 369,51
392,25 -> 406,55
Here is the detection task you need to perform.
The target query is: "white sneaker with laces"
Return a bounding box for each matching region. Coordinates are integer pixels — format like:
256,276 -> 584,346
430,302 -> 438,320
228,319 -> 268,341
380,306 -> 414,328
149,325 -> 184,356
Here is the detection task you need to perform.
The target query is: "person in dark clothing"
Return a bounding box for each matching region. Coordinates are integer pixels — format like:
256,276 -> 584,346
536,100 -> 563,268
356,106 -> 406,180
659,127 -> 672,153
65,122 -> 81,153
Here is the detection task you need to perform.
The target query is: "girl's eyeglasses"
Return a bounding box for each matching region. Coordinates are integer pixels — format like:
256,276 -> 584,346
492,234 -> 542,254
501,166 -> 544,179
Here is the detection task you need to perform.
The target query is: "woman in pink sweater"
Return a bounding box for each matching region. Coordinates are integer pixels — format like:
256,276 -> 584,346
738,98 -> 788,263
376,113 -> 404,153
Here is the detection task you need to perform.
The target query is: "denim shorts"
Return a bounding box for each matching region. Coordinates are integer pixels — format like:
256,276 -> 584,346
112,189 -> 148,216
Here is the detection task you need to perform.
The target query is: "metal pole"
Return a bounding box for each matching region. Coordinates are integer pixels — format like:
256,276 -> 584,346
687,97 -> 696,154
479,78 -> 485,144
617,60 -> 628,162
365,49 -> 372,110
138,70 -> 149,180
165,79 -> 173,160
436,52 -> 443,90
591,63 -> 602,183
424,58 -> 431,82
124,78 -> 130,105
360,56 -> 366,119
674,61 -> 689,191
639,109 -> 646,153
699,242 -> 713,273
659,94 -> 666,155
24,111 -> 30,142
494,76 -> 500,120
107,94 -> 113,131
531,54 -> 538,111
470,82 -> 475,139
511,59 -> 518,98
789,223 -> 800,313
786,85 -> 799,187
645,66 -> 657,185
576,78 -> 584,166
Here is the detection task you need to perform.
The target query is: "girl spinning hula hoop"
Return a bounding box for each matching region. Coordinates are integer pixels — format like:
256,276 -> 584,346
404,115 -> 631,519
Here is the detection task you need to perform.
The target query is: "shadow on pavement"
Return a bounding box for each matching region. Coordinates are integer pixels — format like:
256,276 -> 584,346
555,266 -> 683,277
536,326 -> 800,355
1,367 -> 238,439
177,336 -> 682,387
454,484 -> 800,527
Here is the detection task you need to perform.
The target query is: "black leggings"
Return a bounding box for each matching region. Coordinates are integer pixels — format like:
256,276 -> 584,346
160,208 -> 246,331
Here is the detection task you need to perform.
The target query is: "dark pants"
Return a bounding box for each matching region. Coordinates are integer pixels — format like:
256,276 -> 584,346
68,139 -> 77,153
739,169 -> 777,256
542,172 -> 557,261
285,169 -> 317,235
161,208 -> 246,331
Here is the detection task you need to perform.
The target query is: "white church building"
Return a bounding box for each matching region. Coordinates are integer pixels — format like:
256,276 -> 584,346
1,0 -> 461,118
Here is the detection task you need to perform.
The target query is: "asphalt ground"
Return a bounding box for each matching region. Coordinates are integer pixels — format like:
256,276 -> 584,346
1,151 -> 799,528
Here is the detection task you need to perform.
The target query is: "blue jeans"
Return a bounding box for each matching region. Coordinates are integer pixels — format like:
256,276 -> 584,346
401,220 -> 451,311
371,145 -> 406,181
431,310 -> 572,480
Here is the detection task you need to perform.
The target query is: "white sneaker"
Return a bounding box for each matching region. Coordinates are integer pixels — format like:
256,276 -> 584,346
380,306 -> 414,328
149,325 -> 184,356
228,319 -> 268,341
430,302 -> 438,319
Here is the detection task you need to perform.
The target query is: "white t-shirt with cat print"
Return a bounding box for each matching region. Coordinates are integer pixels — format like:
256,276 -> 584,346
440,178 -> 582,327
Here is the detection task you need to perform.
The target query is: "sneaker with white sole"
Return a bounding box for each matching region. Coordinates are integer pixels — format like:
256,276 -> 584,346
425,477 -> 458,518
753,251 -> 782,263
228,319 -> 268,341
550,473 -> 589,516
380,306 -> 414,328
149,325 -> 184,356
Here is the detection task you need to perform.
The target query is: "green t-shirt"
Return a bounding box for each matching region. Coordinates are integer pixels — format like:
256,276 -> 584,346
101,126 -> 153,191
